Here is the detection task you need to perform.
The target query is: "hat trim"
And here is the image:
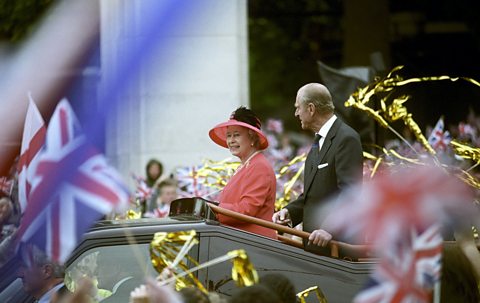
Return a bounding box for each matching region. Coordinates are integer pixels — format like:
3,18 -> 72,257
209,119 -> 269,150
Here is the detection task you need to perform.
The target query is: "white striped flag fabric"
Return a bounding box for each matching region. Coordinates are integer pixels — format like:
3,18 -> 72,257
17,98 -> 129,262
17,94 -> 46,213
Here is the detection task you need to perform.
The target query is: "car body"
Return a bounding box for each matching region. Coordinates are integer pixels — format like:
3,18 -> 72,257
0,199 -> 374,302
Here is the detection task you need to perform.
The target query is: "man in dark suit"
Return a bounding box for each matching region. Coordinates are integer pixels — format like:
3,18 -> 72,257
273,83 -> 363,250
18,244 -> 71,303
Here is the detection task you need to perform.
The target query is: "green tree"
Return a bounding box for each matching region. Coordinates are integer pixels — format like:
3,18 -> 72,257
0,0 -> 55,43
249,0 -> 343,131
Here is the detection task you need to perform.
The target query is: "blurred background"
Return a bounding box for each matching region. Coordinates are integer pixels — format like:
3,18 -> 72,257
0,0 -> 479,178
249,0 -> 480,144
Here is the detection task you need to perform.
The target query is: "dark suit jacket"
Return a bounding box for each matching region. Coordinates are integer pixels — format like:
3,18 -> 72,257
286,118 -> 363,234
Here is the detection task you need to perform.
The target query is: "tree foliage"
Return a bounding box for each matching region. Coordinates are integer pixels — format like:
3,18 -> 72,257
248,0 -> 343,130
0,0 -> 56,43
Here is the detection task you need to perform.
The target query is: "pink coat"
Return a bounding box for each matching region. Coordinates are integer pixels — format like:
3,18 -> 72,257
218,153 -> 277,239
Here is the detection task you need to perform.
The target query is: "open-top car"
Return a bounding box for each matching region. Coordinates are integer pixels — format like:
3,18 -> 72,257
0,198 -> 375,302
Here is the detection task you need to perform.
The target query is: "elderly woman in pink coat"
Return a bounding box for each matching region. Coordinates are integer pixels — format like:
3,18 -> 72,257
209,107 -> 276,239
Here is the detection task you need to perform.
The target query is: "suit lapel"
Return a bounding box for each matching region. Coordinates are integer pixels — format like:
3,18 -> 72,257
303,119 -> 342,194
318,136 -> 332,163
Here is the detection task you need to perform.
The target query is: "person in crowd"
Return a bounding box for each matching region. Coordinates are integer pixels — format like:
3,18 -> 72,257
209,107 -> 277,239
145,159 -> 164,188
152,178 -> 178,218
273,83 -> 363,251
142,158 -> 164,215
0,194 -> 15,242
229,284 -> 281,303
259,273 -> 296,303
18,244 -> 71,303
0,195 -> 17,265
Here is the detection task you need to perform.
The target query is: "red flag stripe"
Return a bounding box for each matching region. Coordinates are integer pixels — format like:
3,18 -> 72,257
17,126 -> 46,169
60,107 -> 69,146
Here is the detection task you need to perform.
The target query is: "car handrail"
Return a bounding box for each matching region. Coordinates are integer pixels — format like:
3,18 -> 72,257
207,203 -> 372,259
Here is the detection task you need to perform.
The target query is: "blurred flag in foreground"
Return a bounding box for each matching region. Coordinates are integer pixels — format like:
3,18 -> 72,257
325,165 -> 475,248
17,95 -> 46,212
354,225 -> 443,303
17,99 -> 129,262
324,165 -> 477,303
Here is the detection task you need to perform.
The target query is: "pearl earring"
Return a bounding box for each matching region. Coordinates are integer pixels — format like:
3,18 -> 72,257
251,143 -> 254,146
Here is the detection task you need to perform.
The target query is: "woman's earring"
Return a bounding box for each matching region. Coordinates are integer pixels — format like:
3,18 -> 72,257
251,143 -> 254,146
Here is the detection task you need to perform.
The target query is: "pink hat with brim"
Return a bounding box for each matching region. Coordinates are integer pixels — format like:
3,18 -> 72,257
209,119 -> 269,150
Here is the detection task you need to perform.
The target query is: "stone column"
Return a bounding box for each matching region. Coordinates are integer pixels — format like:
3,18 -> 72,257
100,0 -> 248,182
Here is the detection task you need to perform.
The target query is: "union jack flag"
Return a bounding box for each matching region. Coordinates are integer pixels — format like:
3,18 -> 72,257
176,165 -> 212,198
153,204 -> 170,218
354,225 -> 442,303
131,173 -> 153,200
17,99 -> 129,262
17,95 -> 46,212
458,122 -> 476,139
427,117 -> 451,151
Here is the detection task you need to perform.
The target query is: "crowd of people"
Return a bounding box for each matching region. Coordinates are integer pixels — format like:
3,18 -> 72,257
1,80 -> 479,302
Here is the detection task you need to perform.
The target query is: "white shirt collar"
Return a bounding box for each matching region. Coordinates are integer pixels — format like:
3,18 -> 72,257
37,282 -> 64,303
317,114 -> 337,138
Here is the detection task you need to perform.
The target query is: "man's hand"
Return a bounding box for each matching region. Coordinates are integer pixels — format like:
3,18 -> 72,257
308,229 -> 332,247
272,208 -> 291,226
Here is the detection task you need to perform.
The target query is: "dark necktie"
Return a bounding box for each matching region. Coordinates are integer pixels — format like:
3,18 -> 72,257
312,134 -> 321,149
310,134 -> 321,171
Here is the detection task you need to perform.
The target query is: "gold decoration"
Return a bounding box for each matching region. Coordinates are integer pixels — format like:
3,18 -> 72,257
195,159 -> 240,190
362,151 -> 377,161
344,65 -> 480,156
126,209 -> 142,219
158,249 -> 258,289
275,153 -> 306,210
177,153 -> 306,211
363,149 -> 423,179
445,141 -> 480,190
363,150 -> 384,177
385,97 -> 433,155
383,149 -> 423,165
450,140 -> 480,165
150,230 -> 206,293
347,66 -> 480,181
227,249 -> 259,287
297,286 -> 328,303
453,168 -> 480,190
348,66 -> 480,245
